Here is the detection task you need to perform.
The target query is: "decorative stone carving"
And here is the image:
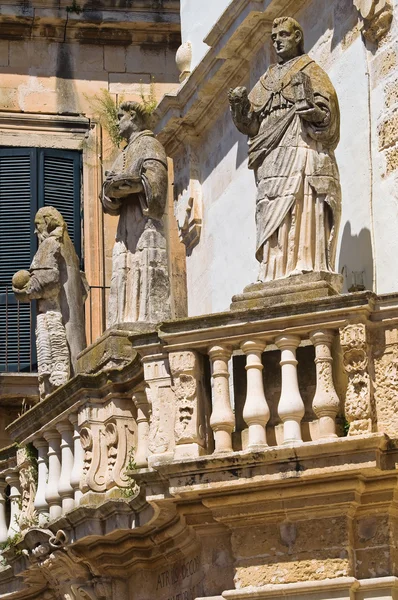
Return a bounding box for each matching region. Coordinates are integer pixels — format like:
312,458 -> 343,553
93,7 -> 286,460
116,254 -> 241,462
101,101 -> 171,327
229,17 -> 341,286
169,350 -> 206,458
176,40 -> 192,82
142,350 -> 176,465
175,147 -> 203,252
340,323 -> 373,435
354,0 -> 393,43
78,398 -> 136,495
372,327 -> 398,437
20,528 -> 114,600
17,446 -> 37,530
12,207 -> 88,399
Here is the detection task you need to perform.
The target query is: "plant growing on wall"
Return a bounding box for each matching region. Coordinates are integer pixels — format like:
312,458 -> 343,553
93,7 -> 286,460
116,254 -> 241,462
86,80 -> 158,150
86,89 -> 124,148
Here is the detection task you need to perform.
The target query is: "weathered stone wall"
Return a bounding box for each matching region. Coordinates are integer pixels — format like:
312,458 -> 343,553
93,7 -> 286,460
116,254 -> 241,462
168,0 -> 397,317
0,0 -> 181,341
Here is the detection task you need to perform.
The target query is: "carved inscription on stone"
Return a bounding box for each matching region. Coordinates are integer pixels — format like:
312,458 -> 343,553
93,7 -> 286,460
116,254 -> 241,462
155,555 -> 203,600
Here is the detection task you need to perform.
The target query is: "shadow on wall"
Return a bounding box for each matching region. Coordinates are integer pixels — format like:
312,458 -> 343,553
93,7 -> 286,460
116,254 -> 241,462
338,221 -> 374,292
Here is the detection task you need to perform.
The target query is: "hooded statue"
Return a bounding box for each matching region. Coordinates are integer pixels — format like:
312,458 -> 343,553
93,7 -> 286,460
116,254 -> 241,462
13,207 -> 88,399
101,101 -> 171,327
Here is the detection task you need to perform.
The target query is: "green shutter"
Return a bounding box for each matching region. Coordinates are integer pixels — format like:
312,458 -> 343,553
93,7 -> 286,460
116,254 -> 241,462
0,147 -> 82,372
39,148 -> 82,258
0,148 -> 37,371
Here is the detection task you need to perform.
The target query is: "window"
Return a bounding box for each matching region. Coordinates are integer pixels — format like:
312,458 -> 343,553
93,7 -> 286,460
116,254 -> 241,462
0,147 -> 82,372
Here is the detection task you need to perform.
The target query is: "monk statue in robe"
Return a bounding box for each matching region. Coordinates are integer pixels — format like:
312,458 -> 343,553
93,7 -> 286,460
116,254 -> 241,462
101,101 -> 171,327
229,17 -> 341,283
12,207 -> 88,399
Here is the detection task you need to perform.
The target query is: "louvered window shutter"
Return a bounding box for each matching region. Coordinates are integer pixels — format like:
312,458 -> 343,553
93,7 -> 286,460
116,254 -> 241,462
0,147 -> 82,373
0,148 -> 37,371
39,148 -> 82,256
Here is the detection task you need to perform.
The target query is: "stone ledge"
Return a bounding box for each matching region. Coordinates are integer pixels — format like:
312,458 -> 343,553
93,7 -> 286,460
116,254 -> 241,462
138,434 -> 393,500
231,272 -> 344,311
222,576 -> 398,600
6,357 -> 142,445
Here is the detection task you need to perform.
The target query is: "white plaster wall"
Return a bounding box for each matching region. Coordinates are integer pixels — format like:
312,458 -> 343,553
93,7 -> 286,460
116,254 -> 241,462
181,0 -> 398,315
331,38 -> 374,293
369,0 -> 398,294
180,0 -> 232,70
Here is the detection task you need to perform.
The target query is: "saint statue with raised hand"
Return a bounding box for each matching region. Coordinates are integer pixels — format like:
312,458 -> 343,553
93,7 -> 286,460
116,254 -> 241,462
101,101 -> 171,327
229,17 -> 341,284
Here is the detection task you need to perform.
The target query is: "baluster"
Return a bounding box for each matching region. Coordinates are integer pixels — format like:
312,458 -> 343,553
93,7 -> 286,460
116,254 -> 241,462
241,340 -> 270,448
133,390 -> 150,468
275,334 -> 304,444
43,430 -> 62,520
0,478 -> 8,543
310,330 -> 340,439
56,421 -> 75,514
69,414 -> 84,504
33,439 -> 50,526
208,345 -> 234,452
6,471 -> 21,537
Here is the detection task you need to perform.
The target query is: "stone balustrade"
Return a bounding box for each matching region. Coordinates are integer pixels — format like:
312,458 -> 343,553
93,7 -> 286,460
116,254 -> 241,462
4,292 -> 396,528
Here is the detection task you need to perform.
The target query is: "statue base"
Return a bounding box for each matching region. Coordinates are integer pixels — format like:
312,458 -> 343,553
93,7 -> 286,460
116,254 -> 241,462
230,271 -> 343,311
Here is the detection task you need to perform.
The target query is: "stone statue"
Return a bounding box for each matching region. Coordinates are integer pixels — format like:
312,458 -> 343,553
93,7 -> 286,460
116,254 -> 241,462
101,101 -> 171,327
229,17 -> 341,285
12,207 -> 88,399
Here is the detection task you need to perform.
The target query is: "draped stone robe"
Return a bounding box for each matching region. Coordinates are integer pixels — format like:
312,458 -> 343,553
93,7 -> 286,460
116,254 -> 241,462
242,55 -> 341,282
101,130 -> 171,327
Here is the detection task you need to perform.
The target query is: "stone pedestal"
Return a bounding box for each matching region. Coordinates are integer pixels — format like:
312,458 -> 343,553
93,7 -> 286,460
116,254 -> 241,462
231,272 -> 343,311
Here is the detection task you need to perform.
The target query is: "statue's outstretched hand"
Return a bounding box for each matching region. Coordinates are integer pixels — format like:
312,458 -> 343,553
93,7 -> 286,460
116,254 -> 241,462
228,86 -> 248,107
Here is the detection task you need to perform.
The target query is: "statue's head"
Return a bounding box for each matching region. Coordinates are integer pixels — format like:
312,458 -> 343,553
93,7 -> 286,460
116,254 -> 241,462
271,17 -> 304,62
117,101 -> 150,141
34,206 -> 66,243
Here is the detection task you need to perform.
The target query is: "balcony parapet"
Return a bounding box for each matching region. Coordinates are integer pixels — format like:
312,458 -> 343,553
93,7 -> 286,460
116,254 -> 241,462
3,290 -> 398,529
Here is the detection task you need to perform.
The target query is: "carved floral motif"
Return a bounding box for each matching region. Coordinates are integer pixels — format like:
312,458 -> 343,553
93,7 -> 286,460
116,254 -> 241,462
340,323 -> 373,435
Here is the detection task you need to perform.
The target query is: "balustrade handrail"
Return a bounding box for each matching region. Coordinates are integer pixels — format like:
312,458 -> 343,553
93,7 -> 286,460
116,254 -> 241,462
2,290 -> 394,530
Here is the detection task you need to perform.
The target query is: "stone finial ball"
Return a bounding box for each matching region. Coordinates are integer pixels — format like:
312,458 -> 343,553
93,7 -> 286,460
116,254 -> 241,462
12,270 -> 31,290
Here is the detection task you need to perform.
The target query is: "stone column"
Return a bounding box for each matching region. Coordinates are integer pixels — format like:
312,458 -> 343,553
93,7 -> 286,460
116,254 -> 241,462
56,421 -> 75,514
6,471 -> 21,537
33,439 -> 50,526
241,340 -> 270,448
275,334 -> 305,444
0,478 -> 8,543
310,330 -> 340,439
132,390 -> 150,468
69,413 -> 84,504
43,430 -> 62,520
208,345 -> 235,452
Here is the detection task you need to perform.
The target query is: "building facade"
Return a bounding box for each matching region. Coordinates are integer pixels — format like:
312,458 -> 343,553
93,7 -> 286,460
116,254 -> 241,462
1,1 -> 398,600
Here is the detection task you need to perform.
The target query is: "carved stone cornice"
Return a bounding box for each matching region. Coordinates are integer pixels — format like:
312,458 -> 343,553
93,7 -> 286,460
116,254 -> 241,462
0,1 -> 180,45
